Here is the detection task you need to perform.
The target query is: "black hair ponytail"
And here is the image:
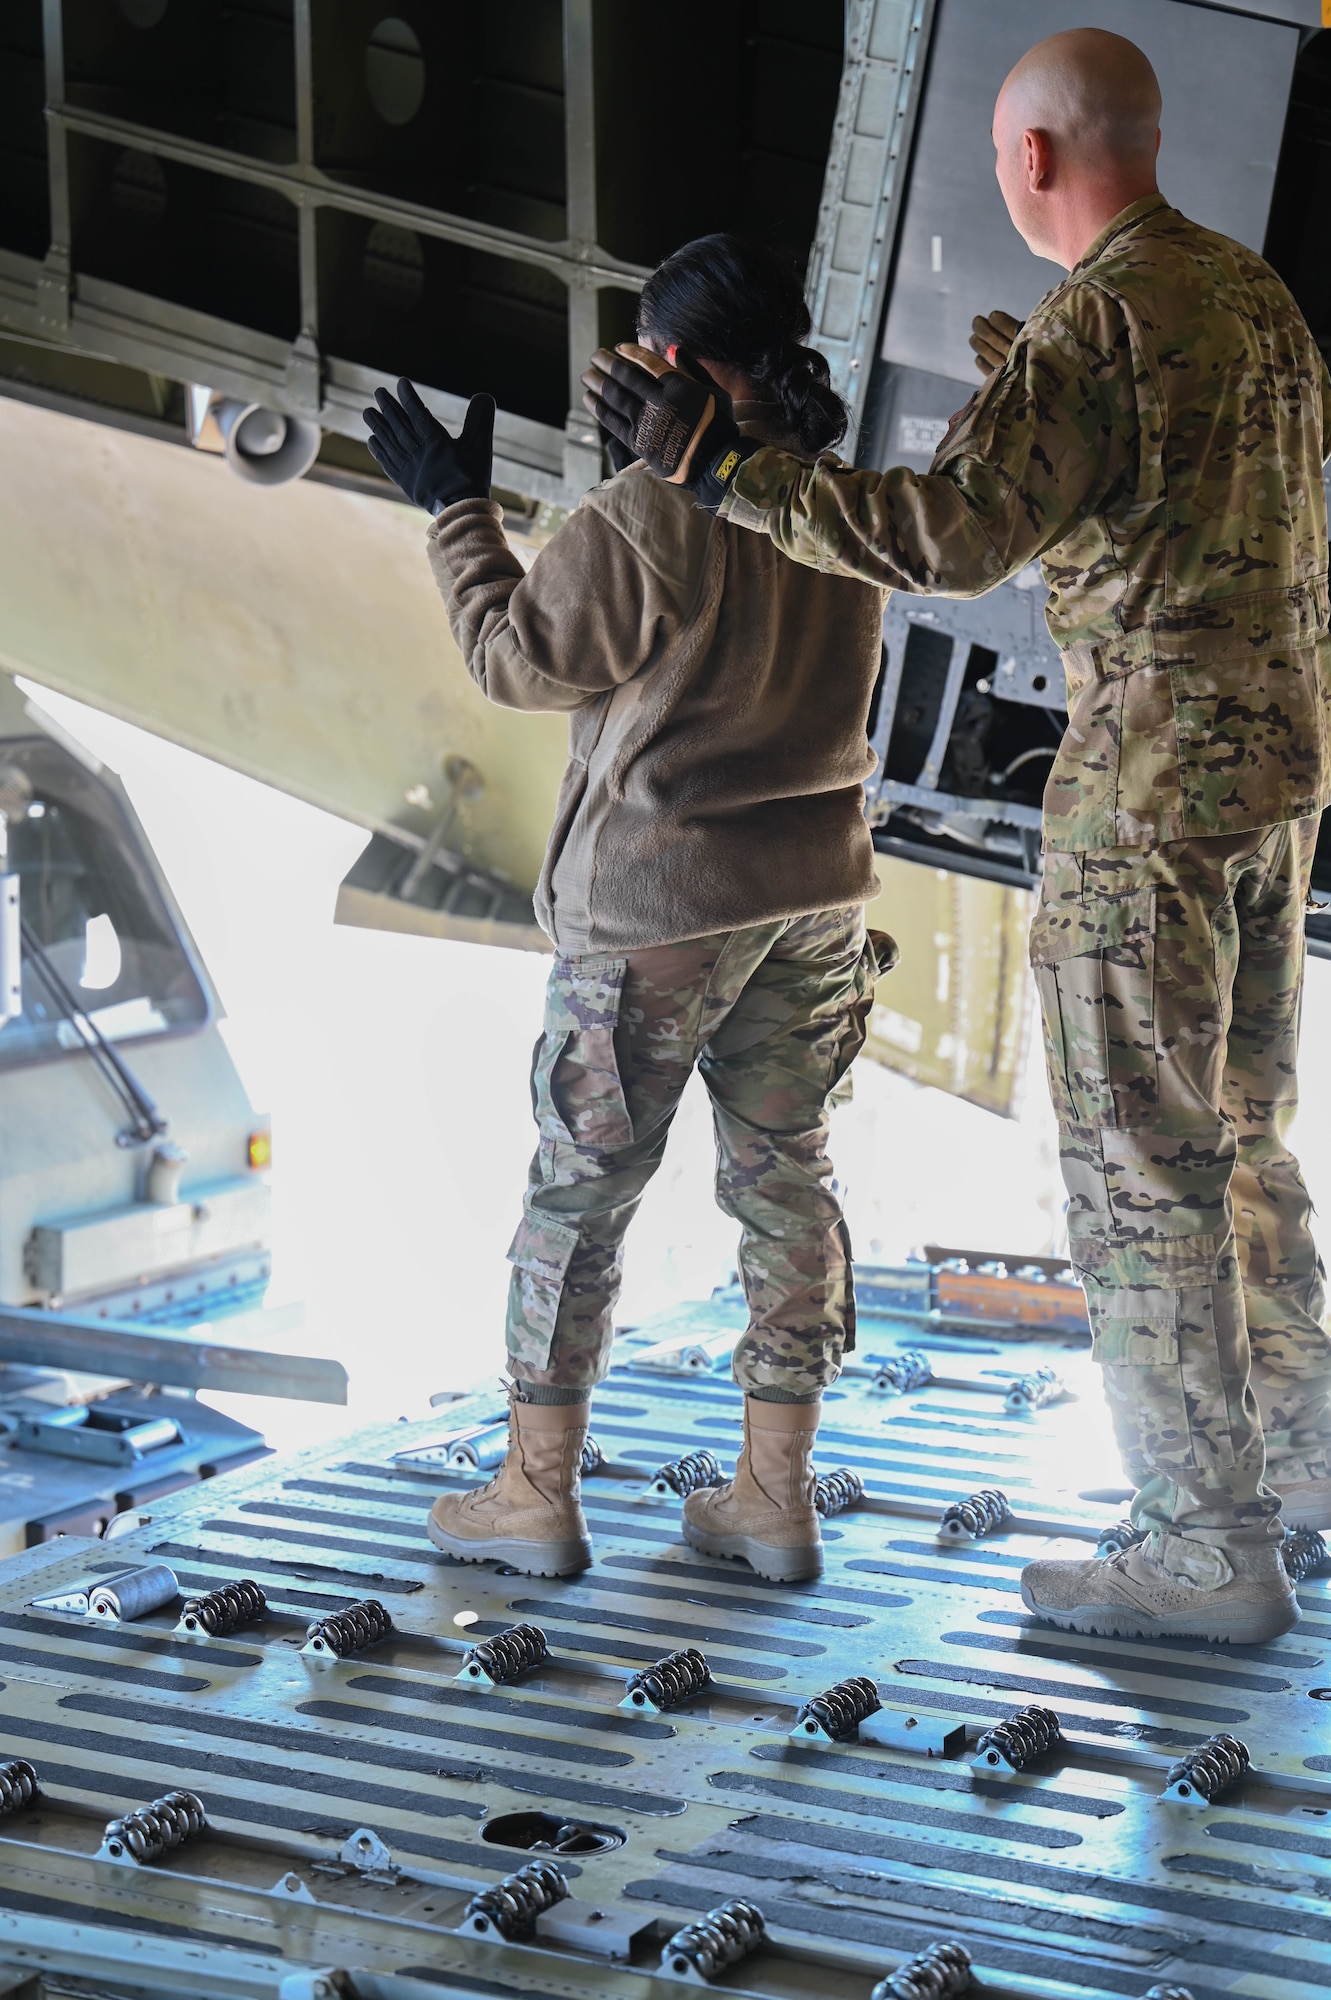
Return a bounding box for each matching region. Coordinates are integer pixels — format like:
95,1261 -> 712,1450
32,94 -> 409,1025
759,338 -> 849,456
637,234 -> 849,455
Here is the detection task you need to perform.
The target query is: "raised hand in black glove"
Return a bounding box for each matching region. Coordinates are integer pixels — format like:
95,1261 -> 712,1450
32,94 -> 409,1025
581,344 -> 754,515
362,379 -> 495,514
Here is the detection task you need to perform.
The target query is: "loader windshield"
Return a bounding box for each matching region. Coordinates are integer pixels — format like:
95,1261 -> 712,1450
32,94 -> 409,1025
0,734 -> 208,1067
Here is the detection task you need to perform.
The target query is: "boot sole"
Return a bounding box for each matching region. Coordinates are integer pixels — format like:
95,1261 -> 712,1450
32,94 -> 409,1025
681,1518 -> 822,1584
1019,1576 -> 1300,1644
426,1514 -> 591,1578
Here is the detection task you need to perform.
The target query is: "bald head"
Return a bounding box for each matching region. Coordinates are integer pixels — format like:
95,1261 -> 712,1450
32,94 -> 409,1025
998,29 -> 1161,171
992,30 -> 1161,268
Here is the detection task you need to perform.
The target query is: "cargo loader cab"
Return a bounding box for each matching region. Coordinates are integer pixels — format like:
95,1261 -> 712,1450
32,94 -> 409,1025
0,674 -> 269,1322
0,675 -> 346,1553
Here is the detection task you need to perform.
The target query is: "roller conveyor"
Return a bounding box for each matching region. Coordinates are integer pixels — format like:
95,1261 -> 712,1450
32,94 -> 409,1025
0,1293 -> 1327,2000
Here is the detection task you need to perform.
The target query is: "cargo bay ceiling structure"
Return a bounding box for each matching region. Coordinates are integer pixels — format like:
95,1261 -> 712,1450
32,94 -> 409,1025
0,0 -> 872,501
0,0 -> 1329,915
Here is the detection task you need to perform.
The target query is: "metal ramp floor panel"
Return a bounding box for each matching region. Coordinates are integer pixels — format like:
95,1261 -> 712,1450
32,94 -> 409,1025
0,1324 -> 1327,2000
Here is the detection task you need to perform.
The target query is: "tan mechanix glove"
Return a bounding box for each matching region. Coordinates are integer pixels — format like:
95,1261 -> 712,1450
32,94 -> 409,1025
969,309 -> 1023,377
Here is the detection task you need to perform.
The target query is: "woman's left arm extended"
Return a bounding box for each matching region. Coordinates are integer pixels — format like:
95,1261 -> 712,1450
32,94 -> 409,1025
364,378 -> 690,713
427,497 -> 690,713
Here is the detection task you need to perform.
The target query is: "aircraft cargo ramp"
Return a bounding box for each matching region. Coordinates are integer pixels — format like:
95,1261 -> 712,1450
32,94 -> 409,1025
0,1279 -> 1326,2000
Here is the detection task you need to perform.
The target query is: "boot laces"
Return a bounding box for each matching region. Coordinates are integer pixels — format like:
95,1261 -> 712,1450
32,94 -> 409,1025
471,1378 -> 522,1500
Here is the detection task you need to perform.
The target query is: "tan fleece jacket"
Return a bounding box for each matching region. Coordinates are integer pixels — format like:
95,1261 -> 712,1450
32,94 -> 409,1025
425,411 -> 886,955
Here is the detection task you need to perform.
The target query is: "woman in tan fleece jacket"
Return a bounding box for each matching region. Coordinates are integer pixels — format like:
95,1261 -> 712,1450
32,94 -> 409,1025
365,236 -> 888,1584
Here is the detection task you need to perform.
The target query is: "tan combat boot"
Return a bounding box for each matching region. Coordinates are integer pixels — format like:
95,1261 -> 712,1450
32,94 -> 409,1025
1020,1536 -> 1298,1644
681,1397 -> 822,1583
427,1395 -> 593,1578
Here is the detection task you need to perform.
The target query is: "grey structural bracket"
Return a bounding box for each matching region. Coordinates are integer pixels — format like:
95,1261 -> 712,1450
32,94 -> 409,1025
0,1303 -> 348,1404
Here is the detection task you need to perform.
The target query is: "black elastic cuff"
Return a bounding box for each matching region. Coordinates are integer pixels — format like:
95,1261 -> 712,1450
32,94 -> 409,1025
690,436 -> 756,515
430,484 -> 492,514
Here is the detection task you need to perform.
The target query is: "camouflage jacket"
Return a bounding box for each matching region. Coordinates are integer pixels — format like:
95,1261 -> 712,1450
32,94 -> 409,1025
720,196 -> 1331,850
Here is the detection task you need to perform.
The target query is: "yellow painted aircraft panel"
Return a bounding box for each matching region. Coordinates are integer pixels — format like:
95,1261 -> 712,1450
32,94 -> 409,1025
0,398 -> 566,896
865,853 -> 1034,1118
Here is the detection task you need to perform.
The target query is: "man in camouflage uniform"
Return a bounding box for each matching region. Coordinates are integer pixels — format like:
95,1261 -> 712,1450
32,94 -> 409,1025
586,27 -> 1331,1641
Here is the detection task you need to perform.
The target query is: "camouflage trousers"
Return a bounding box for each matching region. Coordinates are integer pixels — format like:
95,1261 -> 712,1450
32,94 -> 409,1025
505,908 -> 881,1397
1032,816 -> 1330,1555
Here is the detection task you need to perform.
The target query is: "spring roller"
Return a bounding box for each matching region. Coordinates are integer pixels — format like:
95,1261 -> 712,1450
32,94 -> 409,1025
870,1939 -> 973,1999
462,1858 -> 568,1938
648,1448 -> 725,1500
1283,1528 -> 1330,1582
458,1622 -> 549,1687
175,1578 -> 267,1638
873,1350 -> 933,1395
1004,1366 -> 1063,1413
1161,1732 -> 1249,1805
938,1488 -> 1010,1541
813,1467 -> 864,1518
622,1646 -> 711,1713
0,1759 -> 38,1816
446,1422 -> 510,1472
302,1597 -> 393,1659
973,1704 -> 1062,1773
581,1434 -> 605,1477
98,1788 -> 206,1864
791,1674 -> 881,1743
660,1898 -> 765,1981
1096,1519 -> 1146,1558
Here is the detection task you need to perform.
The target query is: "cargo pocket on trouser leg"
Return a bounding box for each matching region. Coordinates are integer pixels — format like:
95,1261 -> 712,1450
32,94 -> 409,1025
867,928 -> 899,977
826,929 -> 881,1110
1084,1240 -> 1237,1486
1090,1305 -> 1190,1487
838,1217 -> 856,1357
504,1208 -> 580,1375
818,932 -> 875,1360
533,955 -> 634,1167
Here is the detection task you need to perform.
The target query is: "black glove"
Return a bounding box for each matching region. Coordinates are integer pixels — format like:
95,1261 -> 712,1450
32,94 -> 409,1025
363,379 -> 495,513
581,344 -> 754,514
